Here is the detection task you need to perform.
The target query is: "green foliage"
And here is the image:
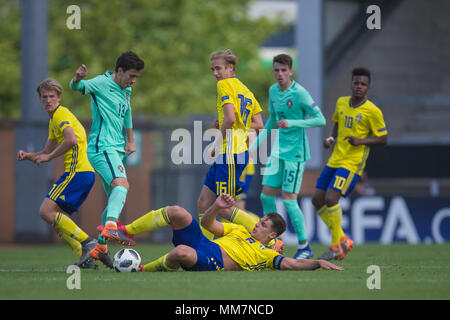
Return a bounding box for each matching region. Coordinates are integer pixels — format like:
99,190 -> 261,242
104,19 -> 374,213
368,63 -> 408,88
1,0 -> 284,119
0,2 -> 20,118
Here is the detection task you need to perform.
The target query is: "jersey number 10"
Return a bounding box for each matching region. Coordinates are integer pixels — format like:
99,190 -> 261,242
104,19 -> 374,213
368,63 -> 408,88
344,116 -> 353,129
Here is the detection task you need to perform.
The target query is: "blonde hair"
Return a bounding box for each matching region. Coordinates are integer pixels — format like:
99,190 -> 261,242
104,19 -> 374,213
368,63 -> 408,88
210,49 -> 238,68
36,78 -> 64,97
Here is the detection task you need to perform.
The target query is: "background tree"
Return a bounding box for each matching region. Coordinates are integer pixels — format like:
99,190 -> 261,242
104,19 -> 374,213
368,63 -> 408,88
0,0 -> 285,119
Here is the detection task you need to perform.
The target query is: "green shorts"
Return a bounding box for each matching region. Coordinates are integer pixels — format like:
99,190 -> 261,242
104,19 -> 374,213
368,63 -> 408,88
262,155 -> 305,194
87,149 -> 127,195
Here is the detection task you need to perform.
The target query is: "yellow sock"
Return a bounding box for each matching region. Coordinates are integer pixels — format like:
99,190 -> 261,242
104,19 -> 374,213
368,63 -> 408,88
141,254 -> 178,272
125,207 -> 170,235
318,205 -> 331,227
199,213 -> 215,240
327,204 -> 345,245
57,231 -> 82,258
318,205 -> 346,242
52,212 -> 88,243
229,208 -> 260,233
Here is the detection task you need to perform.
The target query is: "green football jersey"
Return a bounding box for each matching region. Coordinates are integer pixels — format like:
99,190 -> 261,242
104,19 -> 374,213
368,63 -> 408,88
266,80 -> 325,162
70,71 -> 133,153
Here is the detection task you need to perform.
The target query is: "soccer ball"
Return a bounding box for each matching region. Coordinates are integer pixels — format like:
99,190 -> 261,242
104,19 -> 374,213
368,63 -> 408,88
113,248 -> 141,272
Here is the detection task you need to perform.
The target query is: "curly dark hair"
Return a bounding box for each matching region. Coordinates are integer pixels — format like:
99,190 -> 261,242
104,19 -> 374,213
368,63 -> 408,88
115,51 -> 145,72
352,67 -> 371,83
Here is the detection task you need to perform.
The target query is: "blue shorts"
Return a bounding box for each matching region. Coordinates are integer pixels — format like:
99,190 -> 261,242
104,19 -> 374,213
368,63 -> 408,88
46,171 -> 95,214
172,219 -> 224,271
204,152 -> 249,197
237,161 -> 255,201
315,166 -> 360,197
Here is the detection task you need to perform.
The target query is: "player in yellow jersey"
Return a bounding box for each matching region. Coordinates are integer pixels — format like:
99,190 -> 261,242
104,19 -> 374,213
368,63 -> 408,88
197,49 -> 263,239
117,194 -> 342,272
312,67 -> 388,260
17,79 -> 98,267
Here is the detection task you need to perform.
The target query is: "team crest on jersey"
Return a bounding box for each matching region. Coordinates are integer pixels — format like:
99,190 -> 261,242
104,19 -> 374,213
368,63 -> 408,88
355,113 -> 363,123
286,99 -> 293,109
118,165 -> 124,173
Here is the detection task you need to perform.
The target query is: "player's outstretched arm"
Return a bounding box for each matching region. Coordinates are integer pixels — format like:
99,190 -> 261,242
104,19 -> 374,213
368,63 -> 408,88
280,257 -> 344,271
34,128 -> 77,165
344,134 -> 388,146
250,112 -> 264,131
17,139 -> 58,163
73,64 -> 88,83
323,123 -> 338,149
17,150 -> 35,162
69,64 -> 88,92
125,128 -> 136,156
201,193 -> 235,237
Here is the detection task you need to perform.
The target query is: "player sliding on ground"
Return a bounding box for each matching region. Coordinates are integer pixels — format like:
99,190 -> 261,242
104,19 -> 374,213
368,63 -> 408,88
96,194 -> 343,272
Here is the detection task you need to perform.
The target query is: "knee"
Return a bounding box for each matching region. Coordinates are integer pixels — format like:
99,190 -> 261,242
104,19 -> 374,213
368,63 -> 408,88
324,189 -> 340,208
311,191 -> 325,210
167,205 -> 185,219
39,206 -> 54,224
311,195 -> 322,210
111,178 -> 129,190
325,198 -> 338,208
170,245 -> 192,261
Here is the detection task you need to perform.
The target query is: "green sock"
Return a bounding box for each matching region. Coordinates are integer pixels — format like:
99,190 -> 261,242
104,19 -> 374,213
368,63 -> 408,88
105,186 -> 128,222
283,199 -> 307,243
260,193 -> 277,215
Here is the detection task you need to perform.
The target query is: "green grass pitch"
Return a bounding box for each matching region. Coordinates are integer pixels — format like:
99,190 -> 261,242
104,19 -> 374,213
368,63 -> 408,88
0,243 -> 449,300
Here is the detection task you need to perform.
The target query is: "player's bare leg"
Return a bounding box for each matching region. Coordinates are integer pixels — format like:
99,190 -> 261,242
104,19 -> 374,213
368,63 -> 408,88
197,186 -> 219,239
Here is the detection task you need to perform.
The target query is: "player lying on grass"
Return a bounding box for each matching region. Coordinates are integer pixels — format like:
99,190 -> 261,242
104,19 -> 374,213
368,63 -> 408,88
96,194 -> 343,272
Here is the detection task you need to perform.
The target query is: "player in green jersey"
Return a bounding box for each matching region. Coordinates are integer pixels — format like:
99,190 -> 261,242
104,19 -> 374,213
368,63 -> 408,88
251,54 -> 325,259
70,51 -> 144,267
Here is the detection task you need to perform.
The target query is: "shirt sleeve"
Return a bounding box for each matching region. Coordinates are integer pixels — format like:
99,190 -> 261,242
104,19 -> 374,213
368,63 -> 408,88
217,80 -> 234,109
70,75 -> 103,95
124,107 -> 133,129
48,120 -> 56,140
269,252 -> 285,270
221,222 -> 234,236
285,87 -> 326,128
53,110 -> 72,133
251,96 -> 263,115
286,104 -> 326,128
369,106 -> 388,137
248,92 -> 275,152
332,99 -> 340,123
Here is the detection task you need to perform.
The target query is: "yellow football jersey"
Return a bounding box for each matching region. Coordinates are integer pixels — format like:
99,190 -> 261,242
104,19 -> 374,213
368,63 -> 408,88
48,105 -> 94,173
327,96 -> 387,175
213,223 -> 282,271
217,77 -> 262,154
